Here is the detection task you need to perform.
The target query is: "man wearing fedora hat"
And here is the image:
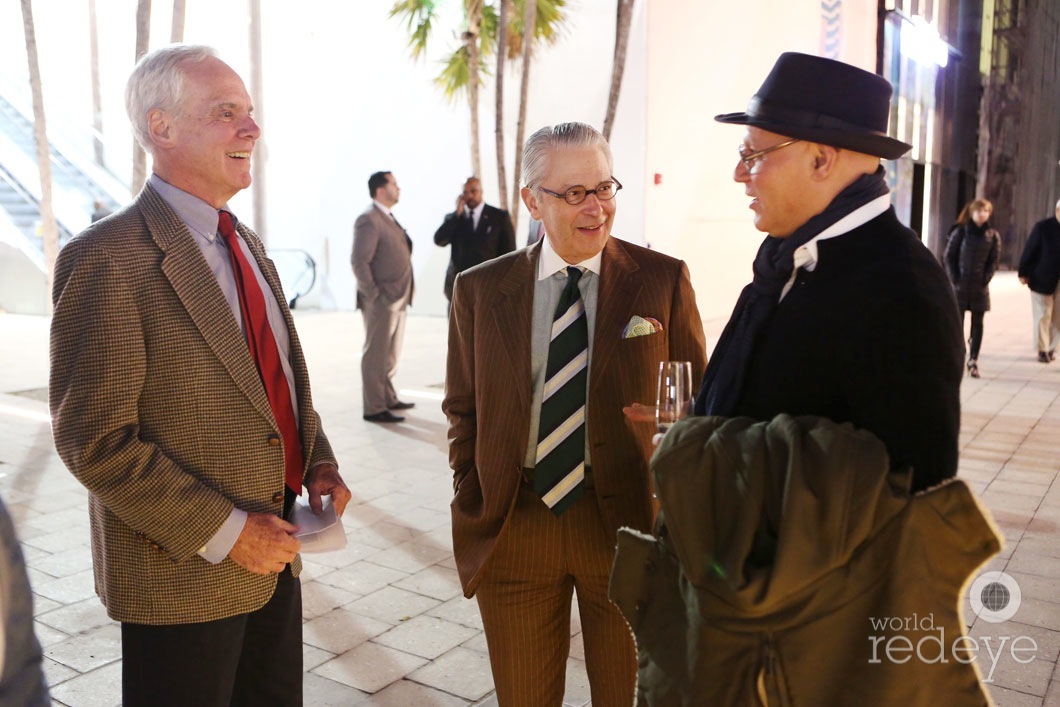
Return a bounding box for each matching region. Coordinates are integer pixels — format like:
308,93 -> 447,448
695,52 -> 963,492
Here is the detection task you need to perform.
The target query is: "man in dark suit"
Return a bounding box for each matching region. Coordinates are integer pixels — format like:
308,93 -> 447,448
695,52 -> 964,492
49,45 -> 350,706
443,122 -> 706,706
434,177 -> 516,303
352,171 -> 415,423
1018,197 -> 1060,362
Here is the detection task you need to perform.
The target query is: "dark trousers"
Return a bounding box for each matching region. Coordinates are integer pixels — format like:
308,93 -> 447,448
964,310 -> 985,360
121,567 -> 302,707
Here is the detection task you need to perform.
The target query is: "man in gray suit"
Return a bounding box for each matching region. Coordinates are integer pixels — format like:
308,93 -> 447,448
352,171 -> 415,423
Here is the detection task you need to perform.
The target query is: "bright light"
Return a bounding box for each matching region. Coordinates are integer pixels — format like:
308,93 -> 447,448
900,15 -> 950,68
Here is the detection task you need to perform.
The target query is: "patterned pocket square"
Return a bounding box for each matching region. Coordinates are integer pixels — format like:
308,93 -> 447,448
622,315 -> 663,339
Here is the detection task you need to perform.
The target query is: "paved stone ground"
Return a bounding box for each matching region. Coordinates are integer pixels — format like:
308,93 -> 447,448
0,271 -> 1057,706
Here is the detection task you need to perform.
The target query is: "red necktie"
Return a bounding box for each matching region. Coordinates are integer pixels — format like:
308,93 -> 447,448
218,211 -> 304,495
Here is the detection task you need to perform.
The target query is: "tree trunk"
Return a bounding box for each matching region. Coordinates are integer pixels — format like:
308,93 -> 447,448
602,0 -> 634,140
249,0 -> 267,241
20,0 -> 58,308
89,0 -> 104,166
510,0 -> 537,234
131,0 -> 151,194
171,0 -> 186,42
465,0 -> 483,178
494,0 -> 510,213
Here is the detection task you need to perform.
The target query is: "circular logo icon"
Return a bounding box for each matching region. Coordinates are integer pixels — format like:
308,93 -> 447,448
968,571 -> 1021,623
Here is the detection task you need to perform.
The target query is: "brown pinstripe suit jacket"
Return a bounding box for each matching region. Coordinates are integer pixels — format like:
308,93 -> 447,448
444,237 -> 707,596
49,184 -> 335,625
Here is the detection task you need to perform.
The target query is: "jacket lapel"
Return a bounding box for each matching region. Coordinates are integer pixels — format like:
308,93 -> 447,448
486,243 -> 538,412
591,237 -> 642,395
138,186 -> 275,424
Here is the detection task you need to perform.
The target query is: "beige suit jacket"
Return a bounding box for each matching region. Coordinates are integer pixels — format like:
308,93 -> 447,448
49,184 -> 335,625
444,237 -> 707,596
351,203 -> 414,309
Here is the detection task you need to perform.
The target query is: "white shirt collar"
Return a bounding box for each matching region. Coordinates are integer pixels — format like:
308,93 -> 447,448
537,233 -> 604,280
780,194 -> 891,299
372,200 -> 392,218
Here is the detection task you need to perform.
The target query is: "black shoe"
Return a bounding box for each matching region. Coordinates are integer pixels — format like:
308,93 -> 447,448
1038,351 -> 1050,363
967,359 -> 980,378
388,401 -> 416,410
364,410 -> 405,423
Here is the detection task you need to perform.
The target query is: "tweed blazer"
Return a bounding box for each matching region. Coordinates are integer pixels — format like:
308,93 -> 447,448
351,203 -> 414,309
49,184 -> 335,625
444,236 -> 707,595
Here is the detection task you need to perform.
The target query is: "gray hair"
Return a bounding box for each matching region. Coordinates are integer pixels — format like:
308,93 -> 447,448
521,122 -> 613,189
125,44 -> 217,151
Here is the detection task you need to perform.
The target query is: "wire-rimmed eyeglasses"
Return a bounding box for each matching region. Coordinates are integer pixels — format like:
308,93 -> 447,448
537,177 -> 623,205
737,138 -> 801,172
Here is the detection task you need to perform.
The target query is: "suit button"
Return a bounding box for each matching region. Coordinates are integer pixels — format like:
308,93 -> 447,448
267,435 -> 281,447
271,491 -> 284,504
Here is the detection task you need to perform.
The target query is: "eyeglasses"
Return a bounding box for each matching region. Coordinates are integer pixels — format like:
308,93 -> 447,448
537,177 -> 623,205
737,138 -> 801,172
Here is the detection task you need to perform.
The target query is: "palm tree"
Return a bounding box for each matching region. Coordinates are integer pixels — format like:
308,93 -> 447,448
89,0 -> 105,166
131,0 -> 151,194
493,0 -> 510,212
171,0 -> 186,42
602,0 -> 635,140
20,0 -> 58,304
509,0 -> 536,232
389,0 -> 566,206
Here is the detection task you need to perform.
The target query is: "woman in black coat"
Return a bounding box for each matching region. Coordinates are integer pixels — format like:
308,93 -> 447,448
945,199 -> 1001,378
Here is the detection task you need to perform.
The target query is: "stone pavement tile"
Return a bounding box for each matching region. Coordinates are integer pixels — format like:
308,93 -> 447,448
1002,624 -> 1060,663
1013,598 -> 1060,633
303,607 -> 391,654
392,564 -> 463,601
344,585 -> 440,625
26,545 -> 95,579
562,657 -> 592,706
988,684 -> 1047,707
21,526 -> 91,555
303,671 -> 371,706
349,520 -> 420,550
1008,553 -> 1060,580
428,595 -> 485,631
304,643 -> 337,671
302,537 -> 383,570
991,479 -> 1058,498
569,630 -> 585,660
407,646 -> 493,701
461,631 -> 488,653
36,597 -> 113,635
1005,572 -> 1060,605
48,660 -> 122,707
1015,535 -> 1060,560
985,652 -> 1054,699
1046,680 -> 1060,707
313,642 -> 428,694
44,622 -> 121,673
983,490 -> 1043,514
301,579 -> 360,620
316,561 -> 410,597
32,594 -> 62,616
374,615 -> 479,659
33,568 -> 97,604
41,656 -> 78,687
341,502 -> 394,530
33,620 -> 70,648
368,538 -> 452,574
363,679 -> 469,706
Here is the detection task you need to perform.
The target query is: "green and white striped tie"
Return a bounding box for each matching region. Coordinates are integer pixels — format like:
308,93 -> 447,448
534,266 -> 588,515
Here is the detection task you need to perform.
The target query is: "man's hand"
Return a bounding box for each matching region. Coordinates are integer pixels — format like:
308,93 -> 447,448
229,513 -> 300,575
622,402 -> 656,423
1019,276 -> 1029,286
455,195 -> 467,215
305,462 -> 351,517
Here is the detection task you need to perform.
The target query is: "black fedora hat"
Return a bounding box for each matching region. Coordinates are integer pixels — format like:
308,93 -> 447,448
715,52 -> 912,160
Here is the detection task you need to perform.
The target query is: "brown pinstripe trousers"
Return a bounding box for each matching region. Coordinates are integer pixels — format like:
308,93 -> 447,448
475,481 -> 637,707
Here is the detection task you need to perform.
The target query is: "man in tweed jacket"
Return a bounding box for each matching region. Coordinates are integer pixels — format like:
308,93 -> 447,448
49,45 -> 350,706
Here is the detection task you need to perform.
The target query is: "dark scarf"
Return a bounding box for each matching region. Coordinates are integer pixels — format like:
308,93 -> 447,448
694,167 -> 890,416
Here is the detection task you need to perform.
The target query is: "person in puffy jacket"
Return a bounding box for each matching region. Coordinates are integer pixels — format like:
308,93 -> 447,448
944,198 -> 1001,378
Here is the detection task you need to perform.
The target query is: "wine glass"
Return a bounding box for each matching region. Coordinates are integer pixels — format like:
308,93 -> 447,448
656,361 -> 693,435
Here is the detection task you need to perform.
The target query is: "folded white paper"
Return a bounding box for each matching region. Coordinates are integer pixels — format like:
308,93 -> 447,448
291,494 -> 348,553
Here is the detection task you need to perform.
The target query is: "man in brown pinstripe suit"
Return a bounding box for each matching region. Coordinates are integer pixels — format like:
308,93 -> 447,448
444,122 -> 707,706
49,45 -> 350,706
